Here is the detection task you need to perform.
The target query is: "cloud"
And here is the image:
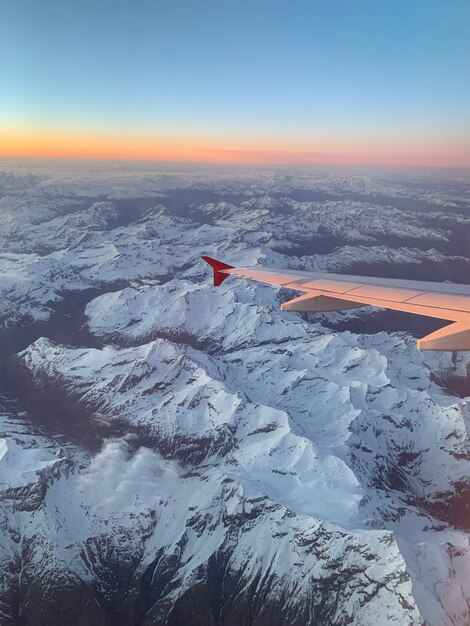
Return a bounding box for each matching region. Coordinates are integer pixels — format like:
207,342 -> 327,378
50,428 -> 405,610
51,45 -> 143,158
77,437 -> 179,509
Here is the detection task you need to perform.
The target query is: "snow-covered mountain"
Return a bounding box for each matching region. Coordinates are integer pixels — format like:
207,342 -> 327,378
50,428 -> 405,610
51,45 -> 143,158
0,161 -> 470,626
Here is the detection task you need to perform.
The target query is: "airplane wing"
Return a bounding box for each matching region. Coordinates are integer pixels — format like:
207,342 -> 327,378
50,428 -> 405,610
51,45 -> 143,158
201,256 -> 470,351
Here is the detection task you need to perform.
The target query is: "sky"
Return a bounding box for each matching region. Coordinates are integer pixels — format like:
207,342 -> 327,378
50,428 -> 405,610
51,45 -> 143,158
1,0 -> 469,167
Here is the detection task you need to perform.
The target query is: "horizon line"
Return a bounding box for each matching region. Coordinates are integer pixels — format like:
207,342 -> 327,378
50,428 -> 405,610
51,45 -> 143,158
1,153 -> 469,171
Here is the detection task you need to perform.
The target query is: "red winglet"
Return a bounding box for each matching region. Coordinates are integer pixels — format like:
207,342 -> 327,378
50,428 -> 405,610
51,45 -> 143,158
201,256 -> 234,286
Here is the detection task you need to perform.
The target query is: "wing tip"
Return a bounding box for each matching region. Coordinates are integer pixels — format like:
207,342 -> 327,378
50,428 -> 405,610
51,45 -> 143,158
201,256 -> 234,287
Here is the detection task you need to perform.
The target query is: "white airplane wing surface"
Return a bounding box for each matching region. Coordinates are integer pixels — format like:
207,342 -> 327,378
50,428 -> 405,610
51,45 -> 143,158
202,256 -> 470,351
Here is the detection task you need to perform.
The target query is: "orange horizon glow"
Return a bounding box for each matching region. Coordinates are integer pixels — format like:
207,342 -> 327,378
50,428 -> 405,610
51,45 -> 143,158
1,127 -> 469,169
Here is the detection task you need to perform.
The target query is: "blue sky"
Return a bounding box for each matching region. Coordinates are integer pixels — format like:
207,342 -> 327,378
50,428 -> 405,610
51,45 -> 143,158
1,0 -> 469,164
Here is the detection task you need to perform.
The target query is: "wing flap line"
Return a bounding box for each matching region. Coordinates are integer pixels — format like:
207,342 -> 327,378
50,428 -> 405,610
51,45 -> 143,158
285,287 -> 470,323
281,293 -> 365,312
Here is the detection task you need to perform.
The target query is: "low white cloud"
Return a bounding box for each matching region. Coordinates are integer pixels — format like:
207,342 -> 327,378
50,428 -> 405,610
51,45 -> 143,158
77,437 -> 179,509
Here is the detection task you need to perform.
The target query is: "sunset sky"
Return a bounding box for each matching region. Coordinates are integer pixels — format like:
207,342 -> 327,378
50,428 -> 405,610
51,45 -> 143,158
1,0 -> 469,167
